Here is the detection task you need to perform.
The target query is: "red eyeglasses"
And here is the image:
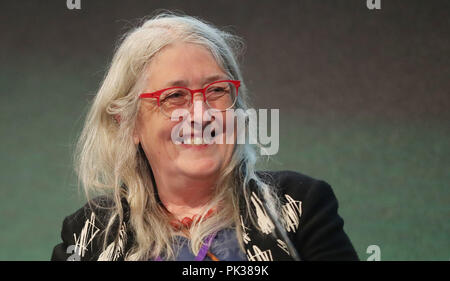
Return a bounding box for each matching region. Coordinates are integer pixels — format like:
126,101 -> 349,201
139,80 -> 240,117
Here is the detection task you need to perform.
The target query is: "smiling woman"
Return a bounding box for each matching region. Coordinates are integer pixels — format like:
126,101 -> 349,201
133,42 -> 236,192
51,12 -> 358,261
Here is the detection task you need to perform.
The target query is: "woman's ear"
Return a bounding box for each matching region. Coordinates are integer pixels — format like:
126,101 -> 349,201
113,114 -> 121,124
133,126 -> 140,145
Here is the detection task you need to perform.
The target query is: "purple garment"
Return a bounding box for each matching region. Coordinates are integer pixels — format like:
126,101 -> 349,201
154,228 -> 247,261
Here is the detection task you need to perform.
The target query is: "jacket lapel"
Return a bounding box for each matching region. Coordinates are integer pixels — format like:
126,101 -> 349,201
239,180 -> 295,261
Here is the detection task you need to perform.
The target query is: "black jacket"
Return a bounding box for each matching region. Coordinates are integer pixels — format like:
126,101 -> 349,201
51,170 -> 359,261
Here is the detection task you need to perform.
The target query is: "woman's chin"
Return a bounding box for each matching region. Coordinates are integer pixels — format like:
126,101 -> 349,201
176,158 -> 221,179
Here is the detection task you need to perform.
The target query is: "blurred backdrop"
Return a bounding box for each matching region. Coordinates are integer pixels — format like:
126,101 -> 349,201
0,0 -> 448,260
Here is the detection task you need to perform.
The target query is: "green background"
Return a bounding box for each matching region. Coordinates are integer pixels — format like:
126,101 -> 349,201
0,0 -> 448,260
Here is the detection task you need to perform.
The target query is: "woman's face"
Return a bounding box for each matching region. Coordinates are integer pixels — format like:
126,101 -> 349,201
133,42 -> 235,181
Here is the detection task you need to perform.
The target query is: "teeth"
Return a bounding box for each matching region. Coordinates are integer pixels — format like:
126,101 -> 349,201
182,137 -> 205,145
193,137 -> 203,145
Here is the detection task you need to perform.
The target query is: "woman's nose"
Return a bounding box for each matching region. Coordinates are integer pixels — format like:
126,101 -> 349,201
191,91 -> 206,104
188,91 -> 207,112
188,93 -> 209,129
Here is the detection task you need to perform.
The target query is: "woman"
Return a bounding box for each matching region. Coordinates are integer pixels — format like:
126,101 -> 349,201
51,13 -> 358,261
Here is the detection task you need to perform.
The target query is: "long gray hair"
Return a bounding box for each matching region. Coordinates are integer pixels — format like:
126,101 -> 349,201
75,12 -> 281,260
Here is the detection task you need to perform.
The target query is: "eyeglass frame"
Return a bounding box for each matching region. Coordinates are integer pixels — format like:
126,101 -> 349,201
139,79 -> 241,114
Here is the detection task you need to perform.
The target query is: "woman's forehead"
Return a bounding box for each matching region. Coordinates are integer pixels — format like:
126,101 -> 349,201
149,43 -> 216,69
160,74 -> 229,88
144,43 -> 227,89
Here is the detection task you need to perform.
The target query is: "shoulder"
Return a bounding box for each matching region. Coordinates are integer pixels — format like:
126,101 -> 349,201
254,170 -> 358,260
51,196 -> 126,261
63,196 -> 118,232
256,170 -> 335,203
255,170 -> 339,232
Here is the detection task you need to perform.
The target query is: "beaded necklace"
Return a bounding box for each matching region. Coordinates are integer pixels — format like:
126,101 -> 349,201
154,208 -> 219,261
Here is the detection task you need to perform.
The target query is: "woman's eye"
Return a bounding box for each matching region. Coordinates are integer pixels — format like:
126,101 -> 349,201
214,87 -> 225,92
169,92 -> 182,98
163,92 -> 184,101
209,87 -> 227,94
